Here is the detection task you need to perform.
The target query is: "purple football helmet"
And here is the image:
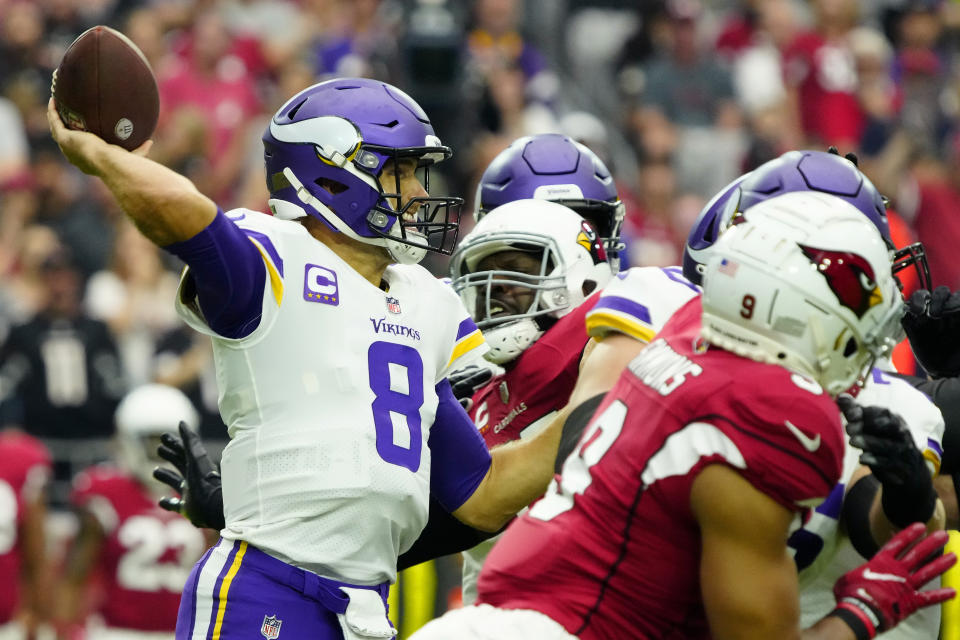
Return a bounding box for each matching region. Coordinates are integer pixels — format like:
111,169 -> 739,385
262,78 -> 463,264
476,134 -> 624,270
682,149 -> 930,290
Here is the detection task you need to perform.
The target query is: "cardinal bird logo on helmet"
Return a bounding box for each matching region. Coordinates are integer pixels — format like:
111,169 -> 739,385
576,221 -> 606,263
799,245 -> 883,318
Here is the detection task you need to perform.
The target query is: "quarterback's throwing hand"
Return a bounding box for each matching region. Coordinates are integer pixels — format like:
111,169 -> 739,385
152,421 -> 225,530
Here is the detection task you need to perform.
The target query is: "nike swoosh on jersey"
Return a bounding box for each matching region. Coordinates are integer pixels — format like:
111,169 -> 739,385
862,568 -> 907,583
785,420 -> 821,452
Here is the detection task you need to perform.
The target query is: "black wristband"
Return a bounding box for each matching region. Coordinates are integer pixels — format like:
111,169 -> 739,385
827,604 -> 875,640
880,478 -> 937,529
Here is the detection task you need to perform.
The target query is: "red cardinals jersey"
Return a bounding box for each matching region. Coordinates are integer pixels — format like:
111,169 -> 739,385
783,32 -> 864,146
0,432 -> 50,623
70,466 -> 208,631
477,298 -> 845,640
469,293 -> 599,448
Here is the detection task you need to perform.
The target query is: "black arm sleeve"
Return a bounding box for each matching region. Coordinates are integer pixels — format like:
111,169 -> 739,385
555,394 -> 606,474
397,497 -> 503,570
842,474 -> 882,560
889,373 -> 960,475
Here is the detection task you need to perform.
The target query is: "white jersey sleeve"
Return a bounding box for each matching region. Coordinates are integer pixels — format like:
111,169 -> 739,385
585,266 -> 700,343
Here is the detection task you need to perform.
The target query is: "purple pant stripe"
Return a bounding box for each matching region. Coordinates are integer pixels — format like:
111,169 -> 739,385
205,540 -> 241,640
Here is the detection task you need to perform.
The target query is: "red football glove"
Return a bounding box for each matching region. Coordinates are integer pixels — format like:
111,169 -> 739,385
831,522 -> 956,639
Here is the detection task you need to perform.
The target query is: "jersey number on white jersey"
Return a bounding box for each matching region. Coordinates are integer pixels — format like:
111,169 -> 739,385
368,341 -> 424,472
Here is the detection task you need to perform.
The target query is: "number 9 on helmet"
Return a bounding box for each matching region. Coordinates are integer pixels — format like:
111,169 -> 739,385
700,192 -> 904,396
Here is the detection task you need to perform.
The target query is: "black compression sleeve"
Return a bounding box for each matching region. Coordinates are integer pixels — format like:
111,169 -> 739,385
397,497 -> 503,570
555,393 -> 606,474
890,373 -> 960,474
843,474 -> 882,559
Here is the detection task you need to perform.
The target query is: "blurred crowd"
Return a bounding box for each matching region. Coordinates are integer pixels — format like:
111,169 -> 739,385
6,0 -> 960,634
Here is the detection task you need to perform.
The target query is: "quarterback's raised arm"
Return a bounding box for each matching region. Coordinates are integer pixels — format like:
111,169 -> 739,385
47,98 -> 216,246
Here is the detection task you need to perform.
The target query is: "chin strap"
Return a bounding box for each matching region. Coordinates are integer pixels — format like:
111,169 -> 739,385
385,236 -> 426,265
483,319 -> 542,364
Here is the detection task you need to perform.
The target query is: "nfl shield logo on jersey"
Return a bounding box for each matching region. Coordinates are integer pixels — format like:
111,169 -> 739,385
261,615 -> 282,639
386,296 -> 401,314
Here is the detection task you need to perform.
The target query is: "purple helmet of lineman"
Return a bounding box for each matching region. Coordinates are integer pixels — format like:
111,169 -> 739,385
476,134 -> 624,271
682,149 -> 930,289
262,78 -> 463,265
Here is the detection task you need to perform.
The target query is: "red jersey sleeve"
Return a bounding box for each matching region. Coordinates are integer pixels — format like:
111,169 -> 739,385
706,369 -> 845,511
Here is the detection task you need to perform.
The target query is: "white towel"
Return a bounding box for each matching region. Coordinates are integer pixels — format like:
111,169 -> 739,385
336,587 -> 396,640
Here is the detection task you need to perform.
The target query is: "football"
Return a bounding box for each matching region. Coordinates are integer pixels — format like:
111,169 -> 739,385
52,25 -> 159,151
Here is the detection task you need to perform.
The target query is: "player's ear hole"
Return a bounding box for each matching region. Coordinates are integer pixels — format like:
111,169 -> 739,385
582,280 -> 597,296
843,338 -> 858,357
315,178 -> 348,195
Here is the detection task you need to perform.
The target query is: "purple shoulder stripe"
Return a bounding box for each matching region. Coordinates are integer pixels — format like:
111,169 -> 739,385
456,317 -> 479,341
661,266 -> 701,293
928,438 -> 944,458
592,295 -> 652,324
243,229 -> 284,278
813,482 -> 844,519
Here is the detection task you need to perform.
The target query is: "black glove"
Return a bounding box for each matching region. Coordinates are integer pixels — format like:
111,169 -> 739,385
152,421 -> 225,530
837,395 -> 936,528
902,285 -> 960,378
448,365 -> 495,411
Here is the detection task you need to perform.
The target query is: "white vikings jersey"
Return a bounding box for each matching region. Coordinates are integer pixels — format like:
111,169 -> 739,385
176,209 -> 487,585
584,266 -> 701,342
796,368 -> 944,637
